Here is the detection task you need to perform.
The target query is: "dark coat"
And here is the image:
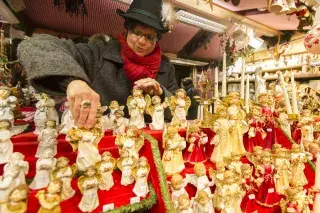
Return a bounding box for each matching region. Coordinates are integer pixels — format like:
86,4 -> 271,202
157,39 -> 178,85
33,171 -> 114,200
184,84 -> 199,120
17,34 -> 179,114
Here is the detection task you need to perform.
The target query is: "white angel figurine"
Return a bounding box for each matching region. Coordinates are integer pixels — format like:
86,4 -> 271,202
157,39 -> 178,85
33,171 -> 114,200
115,125 -> 144,160
4,153 -> 29,185
34,93 -> 59,135
97,151 -> 116,191
0,165 -> 20,203
177,194 -> 193,213
101,100 -> 125,130
162,125 -> 186,176
169,89 -> 191,128
192,190 -> 215,213
133,157 -> 150,197
0,86 -> 17,124
127,88 -> 148,129
117,150 -> 136,186
146,96 -> 168,130
0,120 -> 13,164
59,102 -> 75,134
112,109 -> 128,136
29,150 -> 56,190
52,157 -> 76,201
35,120 -> 58,158
169,173 -> 189,209
66,127 -> 102,172
0,184 -> 29,213
78,166 -> 99,213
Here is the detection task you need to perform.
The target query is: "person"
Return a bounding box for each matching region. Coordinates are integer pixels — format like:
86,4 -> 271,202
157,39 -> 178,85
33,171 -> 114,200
181,77 -> 199,120
18,0 -> 178,129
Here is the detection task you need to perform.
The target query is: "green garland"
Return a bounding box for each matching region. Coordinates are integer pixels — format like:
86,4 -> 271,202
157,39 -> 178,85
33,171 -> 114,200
142,132 -> 175,213
107,183 -> 157,213
277,119 -> 316,171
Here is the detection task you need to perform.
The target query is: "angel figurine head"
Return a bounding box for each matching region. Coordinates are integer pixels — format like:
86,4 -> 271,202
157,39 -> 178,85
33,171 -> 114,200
171,173 -> 185,190
226,91 -> 241,105
253,146 -> 263,159
47,179 -> 63,194
308,142 -> 320,159
258,93 -> 269,107
216,162 -> 226,173
216,104 -> 229,118
2,184 -> 29,213
55,157 -> 70,169
126,125 -> 140,138
194,162 -> 206,177
241,164 -> 253,179
114,109 -> 125,119
291,144 -> 302,154
195,190 -> 210,206
0,86 -> 11,99
175,88 -> 187,99
101,151 -> 113,162
137,156 -> 148,168
0,119 -> 11,130
251,105 -> 262,117
151,95 -> 161,105
109,100 -> 120,110
230,151 -> 242,162
178,194 -> 191,211
85,165 -> 97,178
272,144 -> 282,154
132,88 -> 143,97
261,150 -> 272,164
224,170 -> 237,184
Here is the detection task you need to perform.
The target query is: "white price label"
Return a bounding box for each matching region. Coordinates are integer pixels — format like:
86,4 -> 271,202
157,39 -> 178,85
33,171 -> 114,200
249,194 -> 255,200
268,188 -> 274,193
226,207 -> 235,213
267,128 -> 272,132
103,203 -> 114,212
130,197 -> 140,204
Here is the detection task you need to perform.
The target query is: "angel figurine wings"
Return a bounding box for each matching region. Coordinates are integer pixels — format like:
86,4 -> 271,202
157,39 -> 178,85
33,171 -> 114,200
146,96 -> 168,130
169,89 -> 191,128
97,151 -> 116,191
36,120 -> 58,158
36,179 -> 62,213
117,150 -> 136,186
132,156 -> 150,197
0,184 -> 29,213
127,88 -> 149,129
169,173 -> 189,209
0,86 -> 17,124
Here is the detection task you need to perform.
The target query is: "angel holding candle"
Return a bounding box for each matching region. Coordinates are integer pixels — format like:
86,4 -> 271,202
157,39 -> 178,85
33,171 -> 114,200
184,120 -> 208,164
169,89 -> 191,128
78,166 -> 100,213
177,194 -> 193,213
0,86 -> 17,124
97,151 -> 115,191
133,156 -> 150,197
36,120 -> 58,158
146,95 -> 168,130
210,104 -> 230,163
52,157 -> 76,201
209,162 -> 226,211
36,179 -> 62,213
0,184 -> 29,213
247,105 -> 266,152
274,148 -> 291,195
162,124 -> 186,175
29,150 -> 56,190
127,88 -> 148,129
192,190 -> 214,213
240,164 -> 257,213
34,93 -> 59,135
117,150 -> 136,186
169,173 -> 189,209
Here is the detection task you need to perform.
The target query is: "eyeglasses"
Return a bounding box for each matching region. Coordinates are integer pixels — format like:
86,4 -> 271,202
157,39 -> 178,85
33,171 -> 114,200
129,29 -> 157,43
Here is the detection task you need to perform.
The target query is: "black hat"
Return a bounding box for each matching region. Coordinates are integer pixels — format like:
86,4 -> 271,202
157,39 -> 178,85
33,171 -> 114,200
117,0 -> 172,33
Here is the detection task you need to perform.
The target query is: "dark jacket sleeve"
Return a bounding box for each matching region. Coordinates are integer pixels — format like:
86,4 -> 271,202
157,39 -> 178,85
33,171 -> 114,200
160,62 -> 179,100
17,34 -> 103,96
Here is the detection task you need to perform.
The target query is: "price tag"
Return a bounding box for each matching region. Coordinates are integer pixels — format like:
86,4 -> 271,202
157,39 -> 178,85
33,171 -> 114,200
103,203 -> 114,212
267,128 -> 272,132
226,207 -> 235,213
130,197 -> 140,204
268,188 -> 274,193
249,194 -> 255,200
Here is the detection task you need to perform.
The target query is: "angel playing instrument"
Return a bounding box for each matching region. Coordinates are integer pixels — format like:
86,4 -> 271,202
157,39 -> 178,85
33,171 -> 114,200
169,89 -> 191,128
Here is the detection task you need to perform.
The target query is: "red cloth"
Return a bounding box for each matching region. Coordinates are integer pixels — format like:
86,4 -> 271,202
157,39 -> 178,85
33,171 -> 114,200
183,133 -> 208,165
117,34 -> 161,83
241,178 -> 258,213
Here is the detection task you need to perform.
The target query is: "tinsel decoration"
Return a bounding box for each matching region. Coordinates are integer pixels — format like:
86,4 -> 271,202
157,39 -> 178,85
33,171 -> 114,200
53,0 -> 88,17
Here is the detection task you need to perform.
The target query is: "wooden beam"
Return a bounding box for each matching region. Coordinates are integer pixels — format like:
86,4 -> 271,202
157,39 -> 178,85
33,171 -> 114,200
172,0 -> 280,37
237,8 -> 270,16
178,29 -> 214,59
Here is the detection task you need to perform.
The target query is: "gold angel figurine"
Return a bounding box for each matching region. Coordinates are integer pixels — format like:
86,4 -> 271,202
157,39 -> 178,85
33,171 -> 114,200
273,148 -> 291,195
117,150 -> 136,186
0,184 -> 29,213
169,89 -> 191,128
36,179 -> 62,213
162,124 -> 186,176
169,173 -> 189,209
52,157 -> 76,201
146,96 -> 168,130
101,100 -> 124,130
132,156 -> 150,197
78,166 -> 100,213
127,88 -> 149,129
246,146 -> 263,177
97,151 -> 116,191
209,162 -> 226,211
115,125 -> 144,160
112,109 -> 128,136
224,152 -> 243,175
177,194 -> 193,213
192,190 -> 214,213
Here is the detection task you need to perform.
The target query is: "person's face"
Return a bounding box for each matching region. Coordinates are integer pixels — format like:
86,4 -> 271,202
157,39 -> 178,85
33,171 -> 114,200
127,25 -> 157,57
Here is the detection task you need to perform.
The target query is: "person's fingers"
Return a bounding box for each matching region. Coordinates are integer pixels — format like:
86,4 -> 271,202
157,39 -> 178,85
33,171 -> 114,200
67,96 -> 75,118
73,95 -> 82,122
85,93 -> 100,129
76,95 -> 91,128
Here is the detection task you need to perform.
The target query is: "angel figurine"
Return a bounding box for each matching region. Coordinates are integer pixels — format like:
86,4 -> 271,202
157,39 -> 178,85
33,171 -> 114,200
274,148 -> 291,195
127,88 -> 148,129
169,173 -> 189,209
36,120 -> 58,158
78,166 -> 99,213
34,93 -> 59,135
112,109 -> 128,135
115,125 -> 144,160
169,89 -> 191,128
0,120 -> 13,164
184,120 -> 208,164
192,190 -> 214,213
290,144 -> 311,187
0,165 -> 20,203
247,105 -> 266,152
177,194 -> 193,213
36,179 -> 62,213
146,96 -> 168,130
225,152 -> 243,175
117,150 -> 136,186
299,109 -> 314,149
209,162 -> 225,211
240,164 -> 257,213
29,150 -> 56,190
246,146 -> 263,177
0,184 -> 29,213
102,100 -> 125,130
66,127 -> 102,172
210,104 -> 230,163
133,156 -> 150,197
97,151 -> 115,191
162,124 -> 186,176
4,153 -> 29,185
59,102 -> 75,134
52,157 -> 76,201
0,86 -> 17,124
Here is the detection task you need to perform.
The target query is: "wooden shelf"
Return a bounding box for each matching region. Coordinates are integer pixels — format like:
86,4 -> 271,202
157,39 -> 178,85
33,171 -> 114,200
218,79 -> 255,83
262,65 -> 302,73
265,73 -> 320,81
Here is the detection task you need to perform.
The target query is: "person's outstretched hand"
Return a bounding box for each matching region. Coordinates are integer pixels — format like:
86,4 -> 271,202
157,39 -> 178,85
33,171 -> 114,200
134,78 -> 163,96
67,80 -> 100,129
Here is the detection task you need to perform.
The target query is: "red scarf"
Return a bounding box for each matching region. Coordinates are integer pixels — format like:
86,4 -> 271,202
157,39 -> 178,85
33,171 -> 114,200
117,34 -> 161,83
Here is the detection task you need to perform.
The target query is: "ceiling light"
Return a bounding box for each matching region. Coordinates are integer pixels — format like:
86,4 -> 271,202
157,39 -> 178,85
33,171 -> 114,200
175,10 -> 227,34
